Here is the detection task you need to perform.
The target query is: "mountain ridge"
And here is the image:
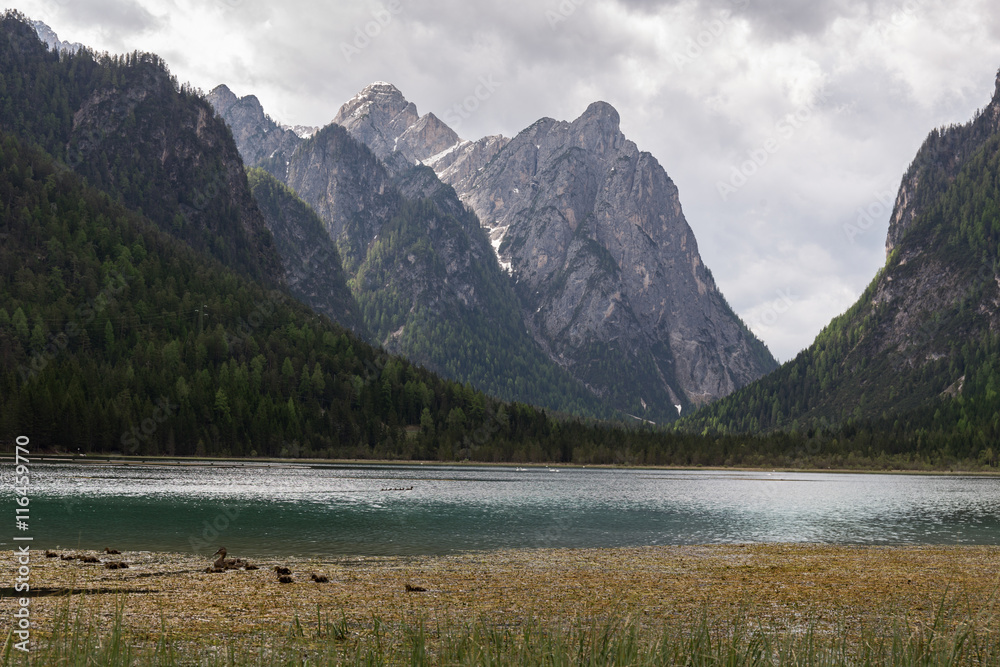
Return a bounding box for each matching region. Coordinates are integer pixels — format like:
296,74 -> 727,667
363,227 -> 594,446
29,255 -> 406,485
330,84 -> 777,418
210,84 -> 615,418
214,80 -> 777,421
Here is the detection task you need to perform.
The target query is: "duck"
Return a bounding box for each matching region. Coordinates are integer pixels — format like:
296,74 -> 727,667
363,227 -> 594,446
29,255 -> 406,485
104,561 -> 129,569
104,547 -> 121,555
212,547 -> 249,570
44,550 -> 58,558
405,583 -> 427,592
277,575 -> 294,584
310,573 -> 329,583
274,566 -> 292,576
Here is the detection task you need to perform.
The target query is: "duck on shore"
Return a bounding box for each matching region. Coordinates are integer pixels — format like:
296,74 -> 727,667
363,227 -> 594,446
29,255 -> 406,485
208,547 -> 255,571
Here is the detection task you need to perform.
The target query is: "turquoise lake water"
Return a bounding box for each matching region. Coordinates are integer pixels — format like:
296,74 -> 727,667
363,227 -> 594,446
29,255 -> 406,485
3,462 -> 999,557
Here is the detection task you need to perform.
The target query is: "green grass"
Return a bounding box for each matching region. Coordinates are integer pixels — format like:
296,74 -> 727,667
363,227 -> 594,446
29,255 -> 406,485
2,595 -> 997,666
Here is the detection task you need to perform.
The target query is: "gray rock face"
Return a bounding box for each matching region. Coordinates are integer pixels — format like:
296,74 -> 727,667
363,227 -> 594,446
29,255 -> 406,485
426,135 -> 510,195
207,86 -> 373,332
207,85 -> 302,174
247,169 -> 368,336
282,124 -> 398,272
333,85 -> 776,415
452,101 -> 775,409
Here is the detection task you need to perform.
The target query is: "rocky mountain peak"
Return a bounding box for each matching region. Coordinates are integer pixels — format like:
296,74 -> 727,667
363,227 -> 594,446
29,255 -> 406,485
333,82 -> 426,173
207,84 -> 303,177
578,100 -> 620,130
430,99 -> 776,415
568,101 -> 625,156
347,82 -> 414,122
208,84 -> 238,114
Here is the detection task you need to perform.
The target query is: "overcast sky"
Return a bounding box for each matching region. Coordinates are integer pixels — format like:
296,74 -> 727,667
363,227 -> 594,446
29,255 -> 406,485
12,0 -> 1000,360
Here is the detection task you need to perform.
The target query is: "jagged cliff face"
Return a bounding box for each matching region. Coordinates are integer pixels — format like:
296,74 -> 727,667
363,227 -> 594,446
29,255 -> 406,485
247,169 -> 367,336
330,85 -> 775,414
281,124 -> 398,271
873,72 -> 1000,361
447,102 -> 776,409
207,85 -> 302,171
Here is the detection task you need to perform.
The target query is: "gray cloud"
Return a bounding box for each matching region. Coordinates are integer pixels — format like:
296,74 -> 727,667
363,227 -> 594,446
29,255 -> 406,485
59,0 -> 160,38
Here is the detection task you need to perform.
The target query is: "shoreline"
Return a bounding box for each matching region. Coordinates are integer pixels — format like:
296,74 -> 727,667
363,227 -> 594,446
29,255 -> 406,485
2,453 -> 999,477
13,543 -> 1000,655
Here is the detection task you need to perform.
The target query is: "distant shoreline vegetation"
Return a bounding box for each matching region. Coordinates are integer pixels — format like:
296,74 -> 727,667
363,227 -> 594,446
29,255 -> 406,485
0,451 -> 996,474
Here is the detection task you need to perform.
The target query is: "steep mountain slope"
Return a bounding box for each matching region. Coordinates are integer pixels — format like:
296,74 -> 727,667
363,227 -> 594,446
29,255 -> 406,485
246,168 -> 367,335
210,88 -> 612,417
329,85 -> 776,420
0,129 -> 609,459
1,13 -> 283,285
682,72 -> 1000,437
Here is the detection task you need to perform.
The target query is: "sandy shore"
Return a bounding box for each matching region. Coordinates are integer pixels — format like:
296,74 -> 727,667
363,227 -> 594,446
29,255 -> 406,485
7,544 -> 1000,653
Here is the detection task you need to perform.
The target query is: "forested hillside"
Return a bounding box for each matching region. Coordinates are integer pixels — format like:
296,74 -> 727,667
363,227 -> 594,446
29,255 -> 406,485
0,132 -> 625,460
681,123 -> 1000,466
0,11 -> 283,285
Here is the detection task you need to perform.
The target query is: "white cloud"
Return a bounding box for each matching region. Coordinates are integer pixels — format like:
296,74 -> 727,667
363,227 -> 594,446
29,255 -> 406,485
11,0 -> 1000,361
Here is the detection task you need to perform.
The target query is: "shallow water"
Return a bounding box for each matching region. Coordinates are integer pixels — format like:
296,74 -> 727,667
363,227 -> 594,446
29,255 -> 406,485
3,462 -> 999,557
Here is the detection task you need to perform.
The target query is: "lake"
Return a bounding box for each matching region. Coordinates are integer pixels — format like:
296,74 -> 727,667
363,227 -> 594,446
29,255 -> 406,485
4,462 -> 999,557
